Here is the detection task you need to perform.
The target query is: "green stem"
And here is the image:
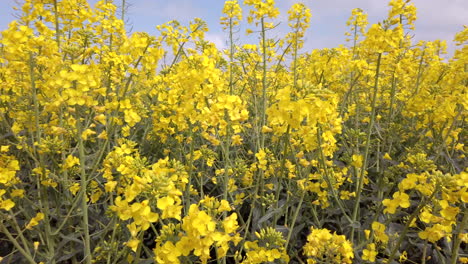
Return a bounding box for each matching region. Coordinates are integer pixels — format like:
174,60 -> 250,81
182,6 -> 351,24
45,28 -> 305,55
121,0 -> 126,21
184,127 -> 195,214
7,212 -> 31,255
422,240 -> 427,264
450,206 -> 467,264
106,216 -> 118,264
351,52 -> 382,240
285,190 -> 305,249
387,191 -> 436,264
228,17 -> 234,95
317,126 -> 353,224
413,49 -> 425,95
133,231 -> 144,264
76,118 -> 92,264
52,186 -> 85,236
30,52 -> 56,262
53,0 -> 60,50
222,15 -> 235,206
0,221 -> 36,264
273,125 -> 290,226
260,17 -> 267,150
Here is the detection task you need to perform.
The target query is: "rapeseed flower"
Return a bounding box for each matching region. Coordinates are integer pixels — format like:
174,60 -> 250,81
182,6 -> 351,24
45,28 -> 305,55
382,191 -> 410,214
362,243 -> 377,262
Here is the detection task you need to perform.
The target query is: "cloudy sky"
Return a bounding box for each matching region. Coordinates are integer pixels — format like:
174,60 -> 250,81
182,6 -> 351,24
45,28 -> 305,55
0,0 -> 466,56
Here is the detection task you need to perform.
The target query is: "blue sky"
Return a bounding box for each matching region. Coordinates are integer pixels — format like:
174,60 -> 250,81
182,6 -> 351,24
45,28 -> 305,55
1,0 -> 466,56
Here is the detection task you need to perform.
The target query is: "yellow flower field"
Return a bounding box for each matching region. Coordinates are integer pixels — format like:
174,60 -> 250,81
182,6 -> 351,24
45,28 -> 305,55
0,0 -> 466,263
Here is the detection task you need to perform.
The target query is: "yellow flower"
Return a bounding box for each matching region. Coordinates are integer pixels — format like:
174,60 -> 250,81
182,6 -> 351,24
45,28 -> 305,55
418,224 -> 446,242
10,189 -> 25,198
131,200 -> 159,230
0,199 -> 15,211
223,213 -> 239,234
63,155 -> 80,169
362,243 -> 377,262
94,114 -> 106,125
398,173 -> 418,191
218,200 -> 232,213
126,238 -> 140,252
90,188 -> 103,203
303,227 -> 354,264
351,154 -> 363,168
124,109 -> 141,127
69,183 -> 80,195
340,191 -> 356,200
185,205 -> 216,236
231,134 -> 243,146
34,241 -> 40,251
155,241 -> 182,263
261,126 -> 273,133
245,0 -> 280,21
383,153 -> 392,160
104,181 -> 117,192
439,201 -> 459,221
81,128 -> 96,140
0,156 -> 20,185
221,0 -> 243,30
41,179 -> 58,188
419,209 -> 435,223
157,196 -> 175,211
0,146 -> 10,152
255,149 -> 268,170
399,251 -> 408,262
371,221 -> 389,244
26,212 -> 45,230
382,191 -> 410,214
98,130 -> 108,139
127,222 -> 141,237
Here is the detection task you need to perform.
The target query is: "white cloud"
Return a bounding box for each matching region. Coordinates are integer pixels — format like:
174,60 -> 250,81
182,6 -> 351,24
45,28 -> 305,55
131,0 -> 204,22
283,0 -> 466,55
413,0 -> 467,27
126,0 -> 466,56
205,32 -> 227,50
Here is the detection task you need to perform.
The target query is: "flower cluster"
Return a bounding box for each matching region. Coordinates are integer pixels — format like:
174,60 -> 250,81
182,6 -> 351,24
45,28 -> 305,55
241,227 -> 289,264
154,198 -> 241,264
0,0 -> 466,263
0,149 -> 21,211
303,227 -> 354,264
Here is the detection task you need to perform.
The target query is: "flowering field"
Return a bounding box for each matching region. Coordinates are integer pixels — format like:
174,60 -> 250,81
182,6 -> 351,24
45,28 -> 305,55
0,0 -> 466,263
